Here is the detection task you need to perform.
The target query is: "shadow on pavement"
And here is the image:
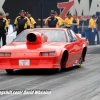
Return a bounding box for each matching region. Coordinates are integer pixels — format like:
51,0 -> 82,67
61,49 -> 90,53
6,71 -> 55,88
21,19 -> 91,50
4,66 -> 80,76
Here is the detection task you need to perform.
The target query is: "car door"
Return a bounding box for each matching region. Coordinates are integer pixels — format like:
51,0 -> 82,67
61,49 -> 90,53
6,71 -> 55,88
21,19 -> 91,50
65,30 -> 82,66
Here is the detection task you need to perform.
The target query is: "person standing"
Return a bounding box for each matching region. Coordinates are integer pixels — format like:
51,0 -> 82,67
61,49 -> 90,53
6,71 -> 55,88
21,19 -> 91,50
71,14 -> 80,33
14,10 -> 30,36
64,13 -> 73,28
0,12 -> 8,46
96,14 -> 100,44
88,15 -> 97,45
94,15 -> 99,44
26,12 -> 37,28
44,10 -> 62,28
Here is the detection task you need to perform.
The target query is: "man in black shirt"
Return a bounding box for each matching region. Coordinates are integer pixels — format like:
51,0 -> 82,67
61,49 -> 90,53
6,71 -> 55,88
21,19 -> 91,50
45,10 -> 62,28
0,12 -> 8,46
14,10 -> 30,36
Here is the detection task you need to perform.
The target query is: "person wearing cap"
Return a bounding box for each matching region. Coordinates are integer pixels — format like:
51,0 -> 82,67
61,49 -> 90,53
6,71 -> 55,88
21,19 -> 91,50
44,10 -> 62,28
64,13 -> 73,28
14,10 -> 30,36
0,11 -> 8,46
26,12 -> 37,28
88,15 -> 97,45
38,10 -> 63,27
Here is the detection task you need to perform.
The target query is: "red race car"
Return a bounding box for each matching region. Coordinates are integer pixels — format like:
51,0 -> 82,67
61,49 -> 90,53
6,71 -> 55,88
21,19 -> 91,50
0,28 -> 88,74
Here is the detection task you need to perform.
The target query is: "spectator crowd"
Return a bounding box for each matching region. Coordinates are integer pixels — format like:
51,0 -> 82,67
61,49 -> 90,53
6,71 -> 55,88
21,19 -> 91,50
0,9 -> 100,47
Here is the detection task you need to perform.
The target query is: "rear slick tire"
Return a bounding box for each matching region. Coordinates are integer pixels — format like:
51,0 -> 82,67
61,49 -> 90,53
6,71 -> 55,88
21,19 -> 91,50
5,69 -> 13,74
55,62 -> 62,73
78,56 -> 83,68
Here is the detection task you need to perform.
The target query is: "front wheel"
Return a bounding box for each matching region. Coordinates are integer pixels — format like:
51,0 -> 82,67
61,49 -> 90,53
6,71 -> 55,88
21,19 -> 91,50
5,69 -> 14,74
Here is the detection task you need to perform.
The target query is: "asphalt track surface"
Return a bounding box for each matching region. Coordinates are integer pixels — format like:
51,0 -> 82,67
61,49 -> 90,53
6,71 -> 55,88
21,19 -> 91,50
0,45 -> 100,100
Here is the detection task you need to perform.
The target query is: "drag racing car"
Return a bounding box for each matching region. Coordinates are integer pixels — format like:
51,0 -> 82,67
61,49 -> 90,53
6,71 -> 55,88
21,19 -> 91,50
0,28 -> 88,74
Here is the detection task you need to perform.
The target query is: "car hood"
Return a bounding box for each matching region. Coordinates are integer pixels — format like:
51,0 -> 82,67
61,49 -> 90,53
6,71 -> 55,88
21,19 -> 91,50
0,42 -> 68,52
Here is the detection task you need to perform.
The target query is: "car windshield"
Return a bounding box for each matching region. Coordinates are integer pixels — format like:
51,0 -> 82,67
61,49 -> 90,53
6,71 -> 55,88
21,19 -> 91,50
13,29 -> 67,42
